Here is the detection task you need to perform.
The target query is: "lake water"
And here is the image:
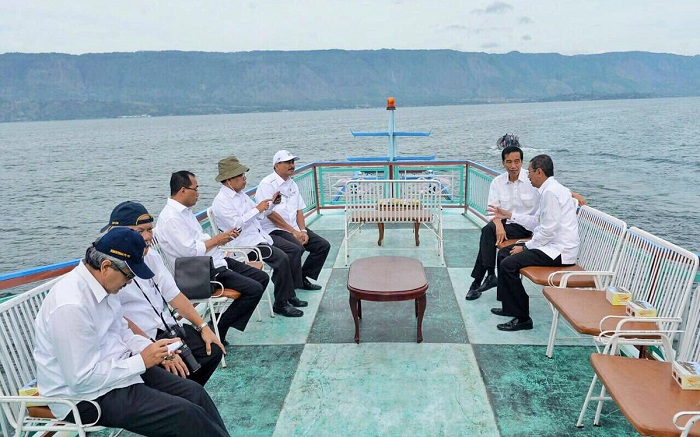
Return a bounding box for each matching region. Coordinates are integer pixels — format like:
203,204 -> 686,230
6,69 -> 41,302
1,97 -> 699,276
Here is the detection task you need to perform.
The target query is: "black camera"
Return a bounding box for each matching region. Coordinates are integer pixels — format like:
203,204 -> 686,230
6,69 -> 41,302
156,324 -> 201,373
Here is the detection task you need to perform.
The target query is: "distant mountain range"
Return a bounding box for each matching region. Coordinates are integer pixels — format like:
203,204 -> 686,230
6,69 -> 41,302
1,49 -> 699,122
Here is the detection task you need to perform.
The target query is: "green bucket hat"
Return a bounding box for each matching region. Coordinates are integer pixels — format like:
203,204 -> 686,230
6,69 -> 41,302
215,156 -> 249,182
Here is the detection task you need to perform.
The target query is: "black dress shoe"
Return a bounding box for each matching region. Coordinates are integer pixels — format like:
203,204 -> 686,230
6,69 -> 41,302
497,317 -> 533,331
273,303 -> 304,317
465,289 -> 482,301
300,278 -> 322,290
490,307 -> 511,316
288,296 -> 308,307
476,274 -> 497,293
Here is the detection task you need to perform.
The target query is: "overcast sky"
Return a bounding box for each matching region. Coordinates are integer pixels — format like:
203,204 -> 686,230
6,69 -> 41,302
2,0 -> 698,56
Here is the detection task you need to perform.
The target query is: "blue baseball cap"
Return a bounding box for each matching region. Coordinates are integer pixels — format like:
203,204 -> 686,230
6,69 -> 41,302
94,227 -> 154,279
101,201 -> 154,232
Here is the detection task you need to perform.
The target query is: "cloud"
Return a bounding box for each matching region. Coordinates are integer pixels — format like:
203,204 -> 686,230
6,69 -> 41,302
481,42 -> 499,48
521,34 -> 532,41
442,24 -> 468,31
485,2 -> 513,14
472,2 -> 513,14
518,16 -> 533,24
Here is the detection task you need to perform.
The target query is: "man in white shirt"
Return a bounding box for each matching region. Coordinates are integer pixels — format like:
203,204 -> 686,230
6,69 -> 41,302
212,156 -> 306,317
256,150 -> 331,291
34,227 -> 229,436
155,170 -> 268,343
103,201 -> 225,385
488,154 -> 579,332
465,145 -> 537,301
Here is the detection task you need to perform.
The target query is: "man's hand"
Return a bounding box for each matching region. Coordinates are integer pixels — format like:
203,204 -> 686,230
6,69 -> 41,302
162,354 -> 189,378
293,230 -> 309,245
494,220 -> 507,245
141,338 -> 180,369
217,228 -> 239,246
200,325 -> 226,356
487,205 -> 512,221
572,192 -> 587,206
256,199 -> 272,212
509,245 -> 524,256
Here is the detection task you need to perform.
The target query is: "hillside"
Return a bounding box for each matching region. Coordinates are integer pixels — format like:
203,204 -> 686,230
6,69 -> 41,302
1,49 -> 699,122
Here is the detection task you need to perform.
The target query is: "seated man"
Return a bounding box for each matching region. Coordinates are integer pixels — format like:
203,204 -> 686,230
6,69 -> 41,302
34,227 -> 230,436
255,150 -> 330,291
465,145 -> 536,301
489,154 -> 579,332
155,170 -> 268,343
212,155 -> 307,317
103,201 -> 225,385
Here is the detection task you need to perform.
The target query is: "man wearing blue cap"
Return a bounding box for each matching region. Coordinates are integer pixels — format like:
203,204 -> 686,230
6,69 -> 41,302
103,201 -> 224,385
34,227 -> 230,436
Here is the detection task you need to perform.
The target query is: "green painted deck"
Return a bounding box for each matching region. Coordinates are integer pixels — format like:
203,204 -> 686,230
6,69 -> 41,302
113,211 -> 638,437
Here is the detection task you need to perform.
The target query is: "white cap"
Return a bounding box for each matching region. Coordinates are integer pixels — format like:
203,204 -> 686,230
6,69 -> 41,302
273,150 -> 299,165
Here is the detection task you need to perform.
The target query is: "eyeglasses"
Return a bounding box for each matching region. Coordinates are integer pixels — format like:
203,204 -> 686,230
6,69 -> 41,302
111,264 -> 135,281
182,186 -> 199,192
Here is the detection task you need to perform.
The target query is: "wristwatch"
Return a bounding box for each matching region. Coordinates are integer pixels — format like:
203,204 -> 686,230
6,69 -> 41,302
195,322 -> 208,333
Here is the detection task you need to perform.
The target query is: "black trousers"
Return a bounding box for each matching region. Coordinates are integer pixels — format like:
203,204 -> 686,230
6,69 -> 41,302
211,258 -> 268,339
157,324 -> 223,387
66,366 -> 229,437
270,228 -> 330,281
496,244 -> 567,319
250,242 -> 301,305
471,220 -> 532,283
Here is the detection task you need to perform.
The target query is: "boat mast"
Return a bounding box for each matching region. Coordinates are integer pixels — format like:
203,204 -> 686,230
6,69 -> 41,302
350,97 -> 431,161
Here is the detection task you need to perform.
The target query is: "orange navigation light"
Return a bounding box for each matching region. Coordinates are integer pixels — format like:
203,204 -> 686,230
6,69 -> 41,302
386,97 -> 396,110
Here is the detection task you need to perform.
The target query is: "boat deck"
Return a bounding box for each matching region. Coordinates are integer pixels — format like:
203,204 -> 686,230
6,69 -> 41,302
107,210 -> 637,437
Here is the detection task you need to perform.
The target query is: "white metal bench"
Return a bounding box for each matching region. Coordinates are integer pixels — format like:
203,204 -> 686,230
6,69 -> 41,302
343,179 -> 443,265
0,276 -> 121,437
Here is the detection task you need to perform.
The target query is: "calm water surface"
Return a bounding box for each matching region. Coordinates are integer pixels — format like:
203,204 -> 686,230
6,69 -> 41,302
1,97 -> 699,276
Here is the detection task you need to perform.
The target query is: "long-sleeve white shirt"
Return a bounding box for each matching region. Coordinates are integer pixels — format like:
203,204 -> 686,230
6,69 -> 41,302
118,250 -> 180,338
255,172 -> 306,234
34,262 -> 151,419
487,168 -> 539,228
155,198 -> 228,269
211,185 -> 273,249
513,177 -> 579,264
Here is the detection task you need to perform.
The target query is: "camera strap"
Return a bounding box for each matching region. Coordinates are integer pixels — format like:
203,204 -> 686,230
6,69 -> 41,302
133,279 -> 180,332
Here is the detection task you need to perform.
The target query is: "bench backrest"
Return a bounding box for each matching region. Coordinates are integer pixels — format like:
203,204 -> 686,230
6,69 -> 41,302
575,205 -> 627,284
0,276 -> 62,423
677,286 -> 700,363
612,226 -> 699,332
345,179 -> 442,222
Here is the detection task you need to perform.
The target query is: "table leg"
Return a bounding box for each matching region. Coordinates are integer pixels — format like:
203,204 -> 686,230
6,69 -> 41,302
414,222 -> 420,246
416,295 -> 427,343
377,223 -> 384,246
349,295 -> 361,343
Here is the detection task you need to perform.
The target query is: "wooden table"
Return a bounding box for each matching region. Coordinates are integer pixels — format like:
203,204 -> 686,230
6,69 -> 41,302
347,256 -> 428,343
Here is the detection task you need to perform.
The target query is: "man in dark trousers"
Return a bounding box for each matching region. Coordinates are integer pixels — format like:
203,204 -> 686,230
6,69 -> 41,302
34,227 -> 230,436
488,154 -> 579,331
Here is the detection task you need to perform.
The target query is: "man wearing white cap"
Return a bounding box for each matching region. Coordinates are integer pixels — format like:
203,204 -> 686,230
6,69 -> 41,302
212,156 -> 307,318
256,150 -> 330,291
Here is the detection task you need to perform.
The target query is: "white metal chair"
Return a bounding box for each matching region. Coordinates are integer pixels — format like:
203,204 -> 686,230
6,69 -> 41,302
150,235 -> 258,368
543,226 -> 699,358
0,276 -> 121,437
205,207 -> 275,318
520,205 -> 627,288
577,286 -> 700,435
343,179 -> 444,265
